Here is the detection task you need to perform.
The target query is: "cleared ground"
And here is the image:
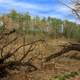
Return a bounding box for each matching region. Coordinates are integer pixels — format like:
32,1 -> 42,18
1,38 -> 80,80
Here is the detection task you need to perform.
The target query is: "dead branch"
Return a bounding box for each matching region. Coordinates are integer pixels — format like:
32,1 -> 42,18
0,37 -> 17,58
45,42 -> 80,62
0,36 -> 45,78
58,0 -> 80,18
19,44 -> 34,62
3,37 -> 17,48
0,37 -> 17,50
0,39 -> 45,63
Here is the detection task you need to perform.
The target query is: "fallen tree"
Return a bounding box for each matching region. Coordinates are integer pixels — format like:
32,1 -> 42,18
45,42 -> 80,62
0,29 -> 45,77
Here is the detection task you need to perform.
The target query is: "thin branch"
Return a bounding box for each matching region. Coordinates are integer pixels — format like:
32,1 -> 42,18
19,44 -> 34,62
0,37 -> 17,50
0,39 -> 45,63
58,0 -> 80,18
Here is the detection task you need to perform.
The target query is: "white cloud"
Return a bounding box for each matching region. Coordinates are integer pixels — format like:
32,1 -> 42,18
0,0 -> 40,10
0,0 -> 76,22
0,0 -> 52,11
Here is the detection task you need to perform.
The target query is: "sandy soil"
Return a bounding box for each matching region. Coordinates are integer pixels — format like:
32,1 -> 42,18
0,38 -> 80,80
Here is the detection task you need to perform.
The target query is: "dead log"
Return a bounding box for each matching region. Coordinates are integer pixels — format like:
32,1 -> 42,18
45,42 -> 80,62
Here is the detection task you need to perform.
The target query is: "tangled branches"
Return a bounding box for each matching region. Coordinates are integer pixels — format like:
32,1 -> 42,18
0,29 -> 46,77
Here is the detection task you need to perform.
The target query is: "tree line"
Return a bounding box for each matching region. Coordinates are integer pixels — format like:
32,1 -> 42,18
0,10 -> 80,40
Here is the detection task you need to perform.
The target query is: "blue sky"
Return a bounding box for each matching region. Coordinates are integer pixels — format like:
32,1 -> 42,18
0,0 -> 77,22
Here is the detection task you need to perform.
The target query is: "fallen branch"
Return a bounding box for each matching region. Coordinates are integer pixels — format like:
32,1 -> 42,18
0,39 -> 45,63
45,42 -> 80,62
0,37 -> 17,59
20,44 -> 34,62
0,38 -> 45,78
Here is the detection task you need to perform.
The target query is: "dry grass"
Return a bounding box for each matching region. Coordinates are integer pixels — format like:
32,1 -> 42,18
0,37 -> 80,80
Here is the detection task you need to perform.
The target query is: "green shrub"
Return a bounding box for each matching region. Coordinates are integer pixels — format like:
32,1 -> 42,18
50,71 -> 80,80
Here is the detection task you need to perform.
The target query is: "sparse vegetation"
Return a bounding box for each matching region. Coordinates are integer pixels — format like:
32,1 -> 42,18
0,10 -> 80,40
0,1 -> 80,79
50,71 -> 80,80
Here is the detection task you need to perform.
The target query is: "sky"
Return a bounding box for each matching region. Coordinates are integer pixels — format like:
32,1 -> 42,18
0,0 -> 78,22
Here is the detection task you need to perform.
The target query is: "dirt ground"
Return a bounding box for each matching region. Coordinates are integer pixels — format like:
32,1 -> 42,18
1,38 -> 80,80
